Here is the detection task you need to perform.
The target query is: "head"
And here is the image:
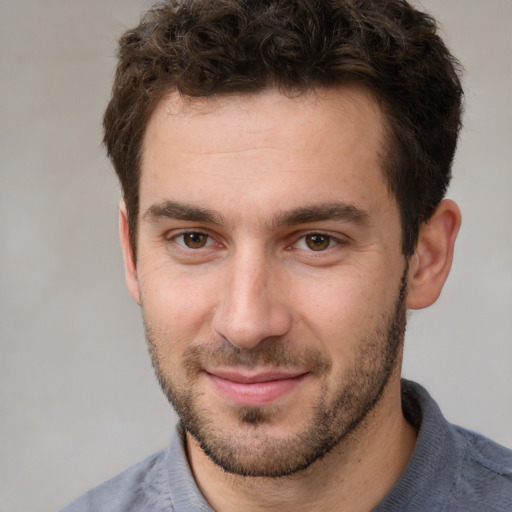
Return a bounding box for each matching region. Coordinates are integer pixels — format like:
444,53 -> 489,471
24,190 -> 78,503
105,0 -> 463,478
104,0 -> 463,259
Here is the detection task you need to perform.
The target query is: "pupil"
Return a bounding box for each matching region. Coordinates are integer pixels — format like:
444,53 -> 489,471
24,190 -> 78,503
185,233 -> 206,248
307,234 -> 329,251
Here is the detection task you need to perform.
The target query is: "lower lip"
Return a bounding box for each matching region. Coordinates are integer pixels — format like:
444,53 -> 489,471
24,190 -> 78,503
207,373 -> 308,406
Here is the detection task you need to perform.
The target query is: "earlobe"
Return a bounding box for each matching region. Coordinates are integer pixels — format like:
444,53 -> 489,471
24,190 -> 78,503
119,202 -> 142,305
407,199 -> 461,310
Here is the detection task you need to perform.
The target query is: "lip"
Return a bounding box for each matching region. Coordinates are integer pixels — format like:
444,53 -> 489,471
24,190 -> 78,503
205,368 -> 309,406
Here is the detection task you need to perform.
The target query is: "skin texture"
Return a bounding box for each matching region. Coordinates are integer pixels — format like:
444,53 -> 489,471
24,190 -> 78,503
120,86 -> 461,511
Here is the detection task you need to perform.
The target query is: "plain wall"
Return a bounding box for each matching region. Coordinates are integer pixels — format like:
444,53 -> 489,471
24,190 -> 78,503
0,1 -> 510,511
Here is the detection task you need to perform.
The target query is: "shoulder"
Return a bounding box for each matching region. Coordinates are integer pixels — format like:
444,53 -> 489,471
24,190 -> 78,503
59,450 -> 173,512
59,423 -> 213,512
377,381 -> 512,512
446,426 -> 512,511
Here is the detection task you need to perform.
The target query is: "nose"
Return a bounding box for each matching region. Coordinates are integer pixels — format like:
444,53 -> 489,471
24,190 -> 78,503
211,249 -> 293,351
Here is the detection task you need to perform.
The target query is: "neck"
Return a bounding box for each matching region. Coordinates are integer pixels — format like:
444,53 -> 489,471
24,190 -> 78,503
186,373 -> 416,512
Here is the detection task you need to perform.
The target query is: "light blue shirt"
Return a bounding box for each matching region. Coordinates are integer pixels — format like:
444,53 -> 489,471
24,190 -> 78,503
60,381 -> 512,511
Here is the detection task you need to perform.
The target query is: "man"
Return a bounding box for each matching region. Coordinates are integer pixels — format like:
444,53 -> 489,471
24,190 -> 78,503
62,0 -> 512,510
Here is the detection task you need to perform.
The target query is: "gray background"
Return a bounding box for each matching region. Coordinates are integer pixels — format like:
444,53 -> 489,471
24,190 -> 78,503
1,1 -> 510,511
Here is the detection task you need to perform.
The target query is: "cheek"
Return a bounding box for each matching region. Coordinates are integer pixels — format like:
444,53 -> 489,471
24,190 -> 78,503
139,264 -> 219,343
291,269 -> 394,354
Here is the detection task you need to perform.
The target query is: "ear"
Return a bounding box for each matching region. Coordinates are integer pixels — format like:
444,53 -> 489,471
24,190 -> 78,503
119,201 -> 141,305
407,199 -> 461,310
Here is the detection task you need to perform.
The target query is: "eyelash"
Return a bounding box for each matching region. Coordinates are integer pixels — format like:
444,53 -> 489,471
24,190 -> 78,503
167,230 -> 345,254
291,233 -> 341,252
169,230 -> 219,250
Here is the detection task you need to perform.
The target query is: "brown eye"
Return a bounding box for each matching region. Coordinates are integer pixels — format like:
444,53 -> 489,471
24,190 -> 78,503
182,232 -> 209,249
305,234 -> 331,251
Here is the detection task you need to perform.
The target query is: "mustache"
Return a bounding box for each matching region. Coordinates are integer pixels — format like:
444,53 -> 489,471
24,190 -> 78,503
182,338 -> 332,376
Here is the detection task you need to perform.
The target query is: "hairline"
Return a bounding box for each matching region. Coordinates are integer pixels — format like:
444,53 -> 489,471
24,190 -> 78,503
128,83 -> 405,259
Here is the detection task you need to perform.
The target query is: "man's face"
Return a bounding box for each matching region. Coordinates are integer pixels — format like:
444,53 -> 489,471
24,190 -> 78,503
129,87 -> 409,476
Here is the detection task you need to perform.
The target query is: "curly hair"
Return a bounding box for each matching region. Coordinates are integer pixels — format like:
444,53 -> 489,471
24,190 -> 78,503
103,0 -> 463,256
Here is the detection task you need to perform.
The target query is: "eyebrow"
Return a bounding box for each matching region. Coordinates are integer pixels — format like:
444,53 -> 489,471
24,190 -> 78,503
144,201 -> 226,225
143,200 -> 370,228
274,202 -> 371,228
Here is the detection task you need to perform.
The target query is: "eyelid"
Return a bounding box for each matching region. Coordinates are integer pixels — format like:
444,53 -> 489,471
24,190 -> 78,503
164,227 -> 349,256
166,228 -> 220,249
288,231 -> 349,250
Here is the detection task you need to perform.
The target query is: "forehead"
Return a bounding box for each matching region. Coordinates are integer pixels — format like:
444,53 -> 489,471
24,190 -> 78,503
139,86 -> 394,224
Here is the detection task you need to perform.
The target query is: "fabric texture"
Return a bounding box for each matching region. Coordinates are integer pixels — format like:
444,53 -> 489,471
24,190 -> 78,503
60,380 -> 512,511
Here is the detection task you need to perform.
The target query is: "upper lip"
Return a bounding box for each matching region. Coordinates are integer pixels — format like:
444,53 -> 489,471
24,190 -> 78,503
206,368 -> 307,384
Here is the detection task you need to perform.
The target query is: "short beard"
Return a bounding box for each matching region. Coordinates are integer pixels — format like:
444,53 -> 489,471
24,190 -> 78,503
145,265 -> 408,478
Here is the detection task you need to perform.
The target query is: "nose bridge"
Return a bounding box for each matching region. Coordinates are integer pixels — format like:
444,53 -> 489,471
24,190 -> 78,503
231,246 -> 267,304
212,243 -> 291,350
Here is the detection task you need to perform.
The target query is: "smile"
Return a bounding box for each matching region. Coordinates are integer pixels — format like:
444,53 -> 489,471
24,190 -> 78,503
205,369 -> 309,407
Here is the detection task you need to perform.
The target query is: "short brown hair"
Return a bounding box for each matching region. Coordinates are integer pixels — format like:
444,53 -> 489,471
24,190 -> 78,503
103,0 -> 463,257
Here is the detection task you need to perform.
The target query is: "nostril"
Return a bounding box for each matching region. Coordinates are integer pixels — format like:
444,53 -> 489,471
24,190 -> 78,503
211,300 -> 293,351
